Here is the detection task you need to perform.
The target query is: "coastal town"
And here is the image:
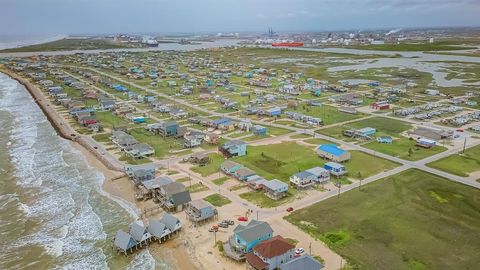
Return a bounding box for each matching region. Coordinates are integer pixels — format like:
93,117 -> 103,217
1,27 -> 480,270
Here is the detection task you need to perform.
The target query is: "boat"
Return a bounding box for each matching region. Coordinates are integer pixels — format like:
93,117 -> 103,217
271,42 -> 304,47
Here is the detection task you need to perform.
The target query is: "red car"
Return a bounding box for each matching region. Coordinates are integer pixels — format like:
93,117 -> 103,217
456,129 -> 464,132
237,216 -> 248,222
286,207 -> 294,212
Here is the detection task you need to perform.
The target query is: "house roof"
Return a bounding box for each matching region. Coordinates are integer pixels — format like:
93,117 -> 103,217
305,167 -> 328,176
293,170 -> 315,180
246,252 -> 268,270
280,255 -> 324,270
324,162 -> 344,169
235,167 -> 256,178
253,235 -> 295,259
317,144 -> 347,157
234,220 -> 273,243
221,160 -> 242,170
163,182 -> 186,195
223,140 -> 246,148
129,221 -> 148,242
114,230 -> 137,251
147,219 -> 167,238
160,213 -> 180,231
263,179 -> 288,191
171,190 -> 192,206
189,199 -> 214,210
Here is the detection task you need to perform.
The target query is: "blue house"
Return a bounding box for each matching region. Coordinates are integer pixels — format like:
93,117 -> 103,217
227,220 -> 273,255
219,140 -> 247,157
205,79 -> 214,87
355,127 -> 376,137
265,107 -> 282,117
252,125 -> 268,136
324,162 -> 347,177
316,144 -> 351,162
311,89 -> 322,96
132,116 -> 146,124
221,160 -> 244,175
377,136 -> 393,144
112,84 -> 128,92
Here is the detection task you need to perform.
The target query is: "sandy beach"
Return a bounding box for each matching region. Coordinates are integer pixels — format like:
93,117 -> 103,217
0,68 -> 204,270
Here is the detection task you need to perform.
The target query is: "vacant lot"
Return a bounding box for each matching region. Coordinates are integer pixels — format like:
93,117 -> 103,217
191,153 -> 225,177
364,138 -> 447,161
286,169 -> 480,270
288,105 -> 364,126
204,193 -> 231,207
232,142 -> 322,182
427,145 -> 480,176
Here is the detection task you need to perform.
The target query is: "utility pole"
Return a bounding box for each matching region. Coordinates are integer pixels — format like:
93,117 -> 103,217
463,137 -> 467,153
256,210 -> 259,221
309,242 -> 312,255
337,182 -> 341,198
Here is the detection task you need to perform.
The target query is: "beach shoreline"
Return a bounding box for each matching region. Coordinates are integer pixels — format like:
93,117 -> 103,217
1,68 -> 202,270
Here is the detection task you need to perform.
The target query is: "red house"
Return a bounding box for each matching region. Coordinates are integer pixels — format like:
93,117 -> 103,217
370,102 -> 390,110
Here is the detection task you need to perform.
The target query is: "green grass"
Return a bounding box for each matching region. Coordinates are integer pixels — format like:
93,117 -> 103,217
129,128 -> 184,159
344,151 -> 400,179
2,38 -> 134,52
95,111 -> 130,129
92,133 -> 111,143
363,138 -> 447,161
239,191 -> 294,208
303,138 -> 332,145
318,116 -> 411,139
176,177 -> 190,183
204,193 -> 231,207
232,142 -> 322,182
212,176 -> 229,186
191,153 -> 225,177
287,105 -> 364,126
268,126 -> 293,136
285,169 -> 480,270
186,183 -> 209,193
427,145 -> 480,177
118,154 -> 151,165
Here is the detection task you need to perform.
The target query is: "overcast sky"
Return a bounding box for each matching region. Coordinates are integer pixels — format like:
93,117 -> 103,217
1,0 -> 480,35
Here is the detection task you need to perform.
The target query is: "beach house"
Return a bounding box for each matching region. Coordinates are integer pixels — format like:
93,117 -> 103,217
219,140 -> 247,157
246,235 -> 296,270
280,255 -> 324,270
262,179 -> 289,200
324,162 -> 347,177
224,220 -> 274,260
316,144 -> 351,162
113,230 -> 138,255
157,182 -> 192,212
186,199 -> 218,224
221,160 -> 244,175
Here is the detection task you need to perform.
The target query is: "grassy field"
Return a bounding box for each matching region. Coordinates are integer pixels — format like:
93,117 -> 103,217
232,142 -> 398,183
191,153 -> 225,177
204,193 -> 231,207
318,116 -> 411,139
427,145 -> 480,177
287,105 -> 364,125
186,183 -> 209,193
129,128 -> 184,159
343,151 -> 400,179
232,142 -> 322,182
212,176 -> 229,185
1,38 -> 134,52
239,191 -> 294,208
364,138 -> 447,161
285,169 -> 480,270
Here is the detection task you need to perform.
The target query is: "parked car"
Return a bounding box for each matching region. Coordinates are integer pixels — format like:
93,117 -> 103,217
295,248 -> 305,254
237,216 -> 248,222
223,220 -> 234,225
209,225 -> 219,232
286,207 -> 294,212
219,222 -> 229,228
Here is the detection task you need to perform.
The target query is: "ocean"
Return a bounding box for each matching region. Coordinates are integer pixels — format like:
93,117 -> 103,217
0,73 -> 161,269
